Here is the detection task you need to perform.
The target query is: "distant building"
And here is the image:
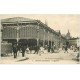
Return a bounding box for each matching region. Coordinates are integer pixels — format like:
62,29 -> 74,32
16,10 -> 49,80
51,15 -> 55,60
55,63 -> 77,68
64,30 -> 79,47
69,37 -> 79,47
65,30 -> 71,40
61,30 -> 79,47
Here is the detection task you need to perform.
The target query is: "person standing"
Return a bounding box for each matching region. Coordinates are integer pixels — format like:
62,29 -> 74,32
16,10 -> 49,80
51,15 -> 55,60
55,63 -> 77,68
26,46 -> 29,54
12,43 -> 18,58
64,45 -> 68,53
21,45 -> 26,57
34,45 -> 40,54
76,46 -> 80,61
48,45 -> 51,52
51,45 -> 54,53
62,45 -> 65,50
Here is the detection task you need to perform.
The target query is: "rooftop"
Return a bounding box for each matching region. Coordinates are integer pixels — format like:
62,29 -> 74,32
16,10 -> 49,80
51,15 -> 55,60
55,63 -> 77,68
1,17 -> 36,23
69,37 -> 79,40
1,17 -> 66,39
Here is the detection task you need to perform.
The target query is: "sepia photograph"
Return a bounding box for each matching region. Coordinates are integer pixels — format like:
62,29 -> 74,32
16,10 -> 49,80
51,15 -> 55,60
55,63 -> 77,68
1,1 -> 80,80
0,14 -> 80,64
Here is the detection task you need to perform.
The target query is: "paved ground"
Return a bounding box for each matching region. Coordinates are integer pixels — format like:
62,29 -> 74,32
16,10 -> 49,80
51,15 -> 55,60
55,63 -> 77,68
0,49 -> 79,64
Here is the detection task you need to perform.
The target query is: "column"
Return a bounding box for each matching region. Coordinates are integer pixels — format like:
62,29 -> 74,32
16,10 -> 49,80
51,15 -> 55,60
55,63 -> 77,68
43,29 -> 45,47
51,33 -> 53,48
59,35 -> 61,48
37,23 -> 39,46
17,23 -> 19,45
48,31 -> 49,45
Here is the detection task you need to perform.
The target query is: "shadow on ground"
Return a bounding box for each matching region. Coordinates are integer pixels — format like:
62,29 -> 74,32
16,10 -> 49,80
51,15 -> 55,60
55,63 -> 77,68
16,57 -> 29,62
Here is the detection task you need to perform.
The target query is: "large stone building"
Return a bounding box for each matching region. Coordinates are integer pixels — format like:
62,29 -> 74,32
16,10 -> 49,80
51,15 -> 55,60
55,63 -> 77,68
1,17 -> 67,49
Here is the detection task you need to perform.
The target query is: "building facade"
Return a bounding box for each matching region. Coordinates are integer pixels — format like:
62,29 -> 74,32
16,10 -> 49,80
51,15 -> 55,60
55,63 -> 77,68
1,17 -> 67,49
69,37 -> 79,47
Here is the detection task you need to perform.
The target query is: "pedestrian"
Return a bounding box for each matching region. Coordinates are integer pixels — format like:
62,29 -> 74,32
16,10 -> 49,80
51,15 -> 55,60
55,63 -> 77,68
21,45 -> 26,57
26,47 -> 29,54
62,45 -> 65,50
51,45 -> 54,53
64,45 -> 68,53
40,46 -> 44,54
29,46 -> 32,54
76,46 -> 80,61
48,45 -> 50,52
76,52 -> 79,61
34,45 -> 40,54
12,43 -> 18,58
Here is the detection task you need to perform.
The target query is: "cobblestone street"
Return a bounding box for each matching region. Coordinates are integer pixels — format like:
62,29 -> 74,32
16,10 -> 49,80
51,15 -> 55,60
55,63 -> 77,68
0,49 -> 79,64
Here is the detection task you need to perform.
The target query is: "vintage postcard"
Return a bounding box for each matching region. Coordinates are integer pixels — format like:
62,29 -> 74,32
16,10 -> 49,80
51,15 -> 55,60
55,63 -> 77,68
0,14 -> 80,64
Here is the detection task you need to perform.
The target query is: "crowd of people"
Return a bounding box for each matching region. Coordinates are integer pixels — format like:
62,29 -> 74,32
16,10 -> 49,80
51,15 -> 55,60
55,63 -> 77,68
12,42 -> 80,61
62,44 -> 79,53
62,44 -> 80,61
12,43 -> 57,58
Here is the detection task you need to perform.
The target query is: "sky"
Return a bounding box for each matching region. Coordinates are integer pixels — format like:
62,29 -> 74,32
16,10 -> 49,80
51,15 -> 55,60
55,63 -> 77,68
0,14 -> 80,37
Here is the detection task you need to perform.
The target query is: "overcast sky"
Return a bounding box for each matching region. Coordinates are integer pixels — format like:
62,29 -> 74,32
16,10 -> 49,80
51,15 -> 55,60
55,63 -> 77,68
0,14 -> 80,37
